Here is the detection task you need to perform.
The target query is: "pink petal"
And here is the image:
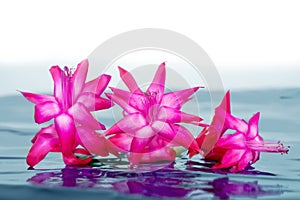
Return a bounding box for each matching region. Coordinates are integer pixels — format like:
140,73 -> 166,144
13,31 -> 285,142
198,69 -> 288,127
34,101 -> 61,124
247,112 -> 260,139
157,106 -> 203,125
128,148 -> 176,165
72,59 -> 88,100
148,135 -> 170,150
63,153 -> 92,165
200,122 -> 225,156
20,91 -> 56,105
195,127 -> 208,146
205,146 -> 227,161
189,127 -> 208,157
146,62 -> 166,104
203,94 -> 234,142
151,120 -> 175,142
134,125 -> 156,138
252,135 -> 264,144
76,126 -> 109,157
27,126 -> 60,167
204,91 -> 232,141
74,131 -> 81,149
118,66 -> 143,94
130,136 -> 154,153
215,132 -> 246,149
105,140 -> 122,158
108,133 -> 133,152
170,124 -> 200,151
224,112 -> 248,133
152,122 -> 198,150
49,65 -> 64,104
130,126 -> 155,152
105,93 -> 139,114
54,121 -> 92,164
68,103 -> 105,130
77,92 -> 113,111
252,151 -> 260,164
31,124 -> 57,143
104,113 -> 147,136
210,110 -> 227,135
161,87 -> 201,109
219,90 -> 231,113
236,150 -> 253,172
54,113 -> 76,158
213,149 -> 245,169
110,87 -> 147,112
83,74 -> 111,95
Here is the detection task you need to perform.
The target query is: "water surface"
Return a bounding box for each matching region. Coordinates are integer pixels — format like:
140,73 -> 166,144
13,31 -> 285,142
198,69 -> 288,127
0,89 -> 299,199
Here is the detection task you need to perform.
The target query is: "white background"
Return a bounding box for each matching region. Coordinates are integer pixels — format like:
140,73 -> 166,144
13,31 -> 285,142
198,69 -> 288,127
0,0 -> 299,96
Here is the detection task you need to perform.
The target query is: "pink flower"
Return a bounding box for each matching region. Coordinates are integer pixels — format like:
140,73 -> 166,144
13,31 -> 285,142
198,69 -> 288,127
188,91 -> 232,158
21,59 -> 113,166
105,63 -> 206,164
191,91 -> 289,172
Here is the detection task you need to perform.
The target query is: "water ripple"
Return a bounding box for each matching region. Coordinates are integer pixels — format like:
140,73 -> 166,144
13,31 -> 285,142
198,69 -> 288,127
0,156 -> 26,160
0,128 -> 33,136
25,165 -> 287,199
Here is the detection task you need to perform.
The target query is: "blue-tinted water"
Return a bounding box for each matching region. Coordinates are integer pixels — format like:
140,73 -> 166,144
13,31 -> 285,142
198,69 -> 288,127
0,89 -> 299,200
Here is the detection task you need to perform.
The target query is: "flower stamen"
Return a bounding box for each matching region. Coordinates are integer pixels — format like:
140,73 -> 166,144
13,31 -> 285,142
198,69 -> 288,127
247,140 -> 290,154
64,66 -> 75,77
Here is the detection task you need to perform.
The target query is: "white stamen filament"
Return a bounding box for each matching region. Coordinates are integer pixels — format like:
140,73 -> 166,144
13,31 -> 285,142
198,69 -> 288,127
247,140 -> 290,154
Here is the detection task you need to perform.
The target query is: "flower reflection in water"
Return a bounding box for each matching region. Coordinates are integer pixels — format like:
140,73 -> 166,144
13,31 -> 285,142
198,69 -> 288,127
27,162 -> 285,199
204,178 -> 282,199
